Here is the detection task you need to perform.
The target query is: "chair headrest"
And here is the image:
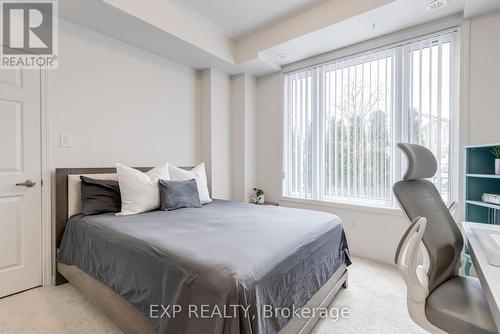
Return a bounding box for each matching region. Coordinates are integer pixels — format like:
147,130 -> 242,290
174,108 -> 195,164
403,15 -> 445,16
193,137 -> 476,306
397,143 -> 437,180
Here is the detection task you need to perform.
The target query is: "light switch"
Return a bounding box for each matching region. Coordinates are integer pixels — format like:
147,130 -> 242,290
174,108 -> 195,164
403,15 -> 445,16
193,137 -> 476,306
60,133 -> 73,148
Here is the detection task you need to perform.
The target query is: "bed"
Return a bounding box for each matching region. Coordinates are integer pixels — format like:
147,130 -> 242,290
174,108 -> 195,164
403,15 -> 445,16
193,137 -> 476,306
54,167 -> 351,334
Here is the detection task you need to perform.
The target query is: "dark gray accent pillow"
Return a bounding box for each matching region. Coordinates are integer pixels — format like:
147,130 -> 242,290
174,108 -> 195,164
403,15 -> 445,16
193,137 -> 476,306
80,176 -> 121,215
158,179 -> 201,211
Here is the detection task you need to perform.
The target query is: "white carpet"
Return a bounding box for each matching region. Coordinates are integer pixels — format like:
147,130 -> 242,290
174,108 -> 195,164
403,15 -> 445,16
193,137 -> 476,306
0,257 -> 425,334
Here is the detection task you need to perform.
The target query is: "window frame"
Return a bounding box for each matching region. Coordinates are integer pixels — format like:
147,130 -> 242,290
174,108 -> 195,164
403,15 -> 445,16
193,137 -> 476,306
281,28 -> 460,209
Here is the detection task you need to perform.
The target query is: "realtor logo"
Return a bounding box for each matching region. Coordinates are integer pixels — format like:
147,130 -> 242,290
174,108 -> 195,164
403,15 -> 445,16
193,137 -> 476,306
1,0 -> 58,69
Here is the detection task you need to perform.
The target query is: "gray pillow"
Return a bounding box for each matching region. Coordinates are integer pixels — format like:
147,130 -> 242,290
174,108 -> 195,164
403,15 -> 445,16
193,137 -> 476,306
80,176 -> 121,215
158,179 -> 201,211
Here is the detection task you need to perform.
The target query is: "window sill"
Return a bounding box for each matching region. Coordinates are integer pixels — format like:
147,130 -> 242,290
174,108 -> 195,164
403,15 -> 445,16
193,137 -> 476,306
279,196 -> 404,217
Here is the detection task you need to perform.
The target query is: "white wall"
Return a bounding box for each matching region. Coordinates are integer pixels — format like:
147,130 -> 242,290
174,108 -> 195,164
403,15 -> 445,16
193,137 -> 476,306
210,70 -> 232,199
244,75 -> 257,201
199,68 -> 233,200
50,20 -> 201,168
255,74 -> 282,203
200,70 -> 213,190
231,75 -> 246,201
231,73 -> 257,202
467,10 -> 500,145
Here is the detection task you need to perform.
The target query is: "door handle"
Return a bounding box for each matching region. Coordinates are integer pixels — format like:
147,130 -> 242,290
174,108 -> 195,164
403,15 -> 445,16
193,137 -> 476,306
16,180 -> 36,188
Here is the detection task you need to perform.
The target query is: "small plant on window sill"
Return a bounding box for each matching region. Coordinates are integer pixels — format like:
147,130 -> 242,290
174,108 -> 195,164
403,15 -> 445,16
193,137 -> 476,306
491,146 -> 500,175
251,188 -> 265,205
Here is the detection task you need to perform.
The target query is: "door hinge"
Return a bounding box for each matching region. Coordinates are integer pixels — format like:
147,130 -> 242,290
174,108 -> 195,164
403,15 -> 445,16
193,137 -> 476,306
41,179 -> 43,187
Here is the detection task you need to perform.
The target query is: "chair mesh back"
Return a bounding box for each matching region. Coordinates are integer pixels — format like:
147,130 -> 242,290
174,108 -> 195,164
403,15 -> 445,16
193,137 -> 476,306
394,143 -> 463,293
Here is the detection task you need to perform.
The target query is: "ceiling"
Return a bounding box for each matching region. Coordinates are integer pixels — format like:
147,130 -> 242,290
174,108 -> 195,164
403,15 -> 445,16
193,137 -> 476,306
59,0 -> 500,77
262,0 -> 466,69
164,0 -> 330,40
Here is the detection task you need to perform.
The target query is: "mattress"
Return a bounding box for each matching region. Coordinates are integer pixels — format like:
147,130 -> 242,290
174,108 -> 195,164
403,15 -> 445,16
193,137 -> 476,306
57,200 -> 350,334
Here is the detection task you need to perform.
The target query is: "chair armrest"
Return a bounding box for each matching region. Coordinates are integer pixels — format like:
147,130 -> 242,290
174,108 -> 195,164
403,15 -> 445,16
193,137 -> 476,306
396,216 -> 429,303
448,201 -> 459,216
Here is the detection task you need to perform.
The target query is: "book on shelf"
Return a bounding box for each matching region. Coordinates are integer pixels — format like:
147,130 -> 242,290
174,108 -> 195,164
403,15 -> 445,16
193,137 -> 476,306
482,193 -> 500,206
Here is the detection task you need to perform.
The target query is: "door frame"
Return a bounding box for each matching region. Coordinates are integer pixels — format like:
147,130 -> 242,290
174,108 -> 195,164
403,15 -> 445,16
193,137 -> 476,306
40,69 -> 52,286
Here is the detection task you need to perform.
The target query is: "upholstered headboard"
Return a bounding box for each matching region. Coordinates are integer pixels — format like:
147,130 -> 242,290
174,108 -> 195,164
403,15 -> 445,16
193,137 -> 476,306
55,167 -> 152,247
55,166 -> 196,247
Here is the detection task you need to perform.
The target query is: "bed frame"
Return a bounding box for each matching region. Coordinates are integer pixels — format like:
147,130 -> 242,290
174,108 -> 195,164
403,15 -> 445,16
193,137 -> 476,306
54,167 -> 349,334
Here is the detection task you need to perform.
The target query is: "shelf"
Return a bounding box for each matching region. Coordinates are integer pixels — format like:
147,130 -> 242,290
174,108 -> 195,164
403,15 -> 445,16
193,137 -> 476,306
466,200 -> 500,210
465,144 -> 500,224
464,142 -> 500,149
467,174 -> 500,179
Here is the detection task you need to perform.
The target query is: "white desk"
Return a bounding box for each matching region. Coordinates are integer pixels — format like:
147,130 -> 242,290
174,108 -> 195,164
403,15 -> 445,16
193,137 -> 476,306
463,222 -> 500,331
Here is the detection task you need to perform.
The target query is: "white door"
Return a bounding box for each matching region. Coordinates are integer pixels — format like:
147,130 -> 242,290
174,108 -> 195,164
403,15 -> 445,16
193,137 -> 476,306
0,68 -> 42,297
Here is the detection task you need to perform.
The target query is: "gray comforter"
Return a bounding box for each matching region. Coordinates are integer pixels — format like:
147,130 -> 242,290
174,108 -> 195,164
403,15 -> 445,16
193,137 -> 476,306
57,200 -> 350,334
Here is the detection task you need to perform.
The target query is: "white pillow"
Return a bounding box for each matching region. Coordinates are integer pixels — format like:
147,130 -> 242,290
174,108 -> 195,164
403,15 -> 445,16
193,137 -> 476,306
116,163 -> 170,215
168,162 -> 211,204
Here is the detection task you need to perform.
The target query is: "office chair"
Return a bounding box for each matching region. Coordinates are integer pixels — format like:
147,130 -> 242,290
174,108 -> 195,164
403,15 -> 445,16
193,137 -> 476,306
393,143 -> 497,334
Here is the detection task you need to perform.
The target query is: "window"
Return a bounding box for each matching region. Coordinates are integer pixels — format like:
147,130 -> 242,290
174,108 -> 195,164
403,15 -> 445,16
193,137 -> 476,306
283,30 -> 458,208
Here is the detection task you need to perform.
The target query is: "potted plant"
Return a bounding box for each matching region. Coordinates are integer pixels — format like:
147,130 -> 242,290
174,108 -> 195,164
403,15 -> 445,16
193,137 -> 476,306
492,146 -> 500,175
251,188 -> 265,205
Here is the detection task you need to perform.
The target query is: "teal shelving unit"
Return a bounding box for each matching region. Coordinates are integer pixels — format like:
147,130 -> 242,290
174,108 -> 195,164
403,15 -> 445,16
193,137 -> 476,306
462,143 -> 500,275
465,143 -> 500,224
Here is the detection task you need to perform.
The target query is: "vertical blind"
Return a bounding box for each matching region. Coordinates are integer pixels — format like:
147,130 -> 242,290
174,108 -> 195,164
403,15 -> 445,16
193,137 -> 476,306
407,35 -> 454,204
283,30 -> 458,207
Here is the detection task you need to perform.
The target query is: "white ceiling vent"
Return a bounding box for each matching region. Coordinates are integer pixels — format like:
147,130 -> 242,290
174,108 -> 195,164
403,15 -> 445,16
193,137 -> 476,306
277,53 -> 289,60
426,0 -> 450,11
